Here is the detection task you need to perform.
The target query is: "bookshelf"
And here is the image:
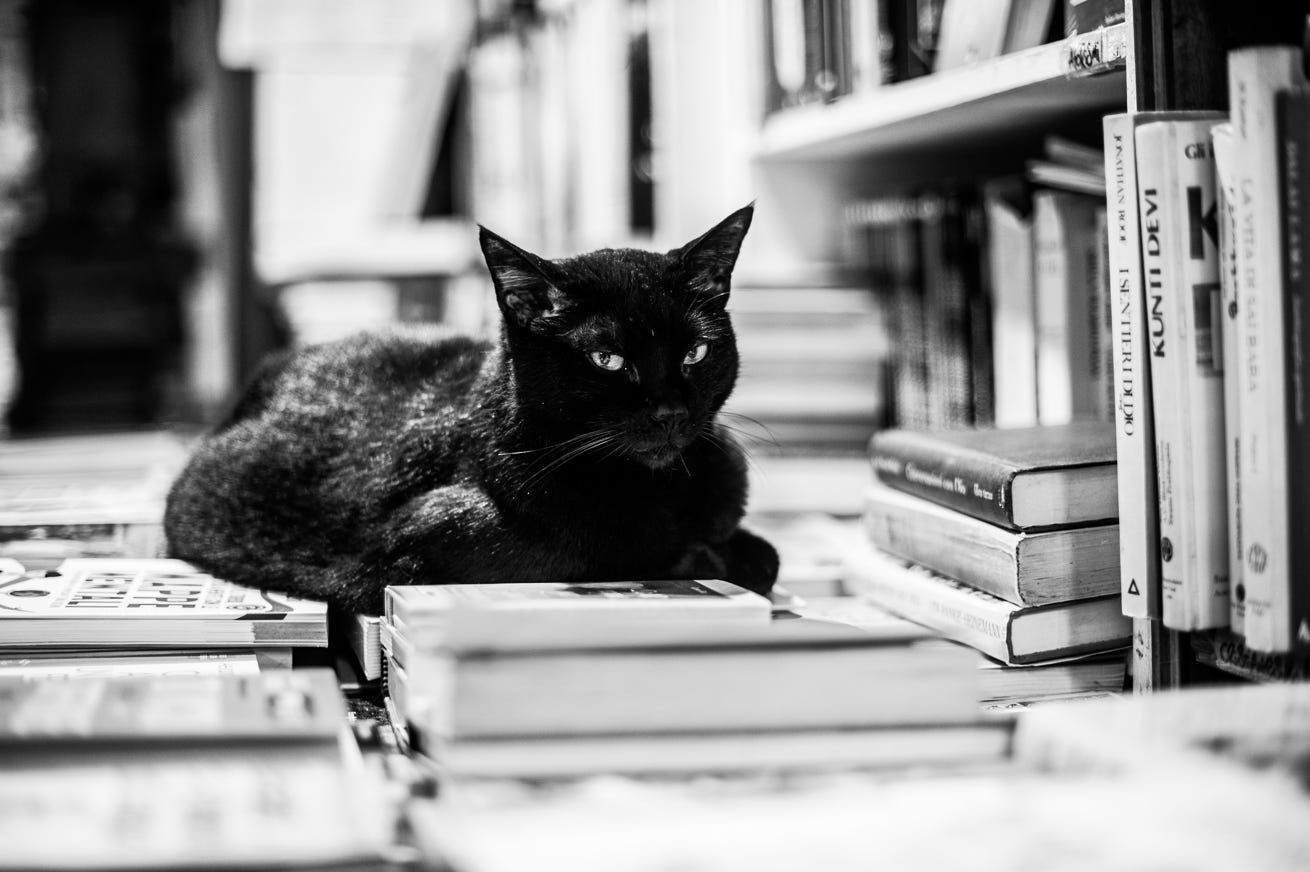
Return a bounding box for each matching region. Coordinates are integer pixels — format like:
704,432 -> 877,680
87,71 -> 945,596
756,23 -> 1128,162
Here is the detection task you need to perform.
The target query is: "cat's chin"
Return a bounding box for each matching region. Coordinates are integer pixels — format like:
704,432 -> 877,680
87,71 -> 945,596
626,435 -> 693,469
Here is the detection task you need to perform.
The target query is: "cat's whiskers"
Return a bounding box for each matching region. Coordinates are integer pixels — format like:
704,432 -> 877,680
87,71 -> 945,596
514,429 -> 624,496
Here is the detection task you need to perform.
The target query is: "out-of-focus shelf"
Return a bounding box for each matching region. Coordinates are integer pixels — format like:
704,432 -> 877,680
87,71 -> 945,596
756,24 -> 1129,162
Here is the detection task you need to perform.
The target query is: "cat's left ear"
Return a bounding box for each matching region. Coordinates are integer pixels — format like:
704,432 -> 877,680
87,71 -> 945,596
479,226 -> 572,333
676,203 -> 754,304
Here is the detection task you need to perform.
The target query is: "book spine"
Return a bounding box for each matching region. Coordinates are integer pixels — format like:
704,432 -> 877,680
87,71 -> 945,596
892,203 -> 930,428
868,434 -> 1018,528
1135,122 -> 1196,630
844,545 -> 1017,663
1277,88 -> 1310,650
1090,205 -> 1115,422
1034,189 -> 1101,423
1174,118 -> 1231,629
1229,49 -> 1302,652
1191,628 -> 1310,682
1102,113 -> 1161,619
1211,122 -> 1245,633
922,193 -> 975,428
983,187 -> 1039,427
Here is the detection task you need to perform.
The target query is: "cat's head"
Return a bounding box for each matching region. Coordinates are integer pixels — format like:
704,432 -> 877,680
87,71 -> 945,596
478,205 -> 753,469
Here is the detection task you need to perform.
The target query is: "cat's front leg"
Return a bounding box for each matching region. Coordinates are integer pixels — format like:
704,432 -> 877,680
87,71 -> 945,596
674,528 -> 779,597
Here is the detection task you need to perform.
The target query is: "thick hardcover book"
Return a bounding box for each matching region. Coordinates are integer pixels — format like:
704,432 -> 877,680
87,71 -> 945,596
422,722 -> 1011,780
862,483 -> 1119,606
1228,48 -> 1305,652
868,421 -> 1117,530
0,559 -> 328,648
1277,87 -> 1310,650
395,616 -> 980,739
0,669 -> 344,745
844,543 -> 1130,665
1104,112 -> 1157,612
1135,115 -> 1230,631
1032,188 -> 1104,423
1212,121 -> 1246,633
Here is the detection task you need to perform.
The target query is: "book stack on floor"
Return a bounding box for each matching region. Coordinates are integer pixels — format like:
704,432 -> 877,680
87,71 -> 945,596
0,557 -> 328,679
0,669 -> 396,870
845,422 -> 1130,698
0,429 -> 192,572
380,578 -> 1008,780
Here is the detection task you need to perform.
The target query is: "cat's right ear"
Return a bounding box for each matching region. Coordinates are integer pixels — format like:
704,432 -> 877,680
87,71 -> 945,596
479,226 -> 572,333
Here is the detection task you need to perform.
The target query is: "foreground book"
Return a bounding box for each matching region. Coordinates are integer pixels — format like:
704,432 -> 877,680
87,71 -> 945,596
862,483 -> 1119,606
385,578 -> 771,641
0,669 -> 344,745
868,422 -> 1117,531
413,721 -> 1012,780
387,614 -> 981,739
0,558 -> 328,648
843,543 -> 1130,665
0,648 -> 291,680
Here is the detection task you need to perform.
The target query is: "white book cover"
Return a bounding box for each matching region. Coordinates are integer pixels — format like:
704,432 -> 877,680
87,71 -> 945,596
1211,121 -> 1245,634
983,184 -> 1039,427
1033,189 -> 1101,424
1135,118 -> 1229,631
1102,112 -> 1161,618
1228,48 -> 1306,651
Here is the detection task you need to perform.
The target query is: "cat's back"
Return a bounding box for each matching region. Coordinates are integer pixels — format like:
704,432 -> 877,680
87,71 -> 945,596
222,327 -> 491,431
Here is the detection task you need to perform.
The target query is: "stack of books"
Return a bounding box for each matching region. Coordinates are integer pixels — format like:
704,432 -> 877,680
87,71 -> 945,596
0,669 -> 396,870
380,578 -> 1007,779
845,421 -> 1131,701
0,557 -> 329,679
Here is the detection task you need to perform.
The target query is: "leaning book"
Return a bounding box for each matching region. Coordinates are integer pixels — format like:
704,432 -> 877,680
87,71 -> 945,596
0,558 -> 327,648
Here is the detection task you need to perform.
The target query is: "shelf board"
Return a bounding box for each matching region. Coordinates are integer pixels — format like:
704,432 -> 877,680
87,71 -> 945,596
756,27 -> 1128,161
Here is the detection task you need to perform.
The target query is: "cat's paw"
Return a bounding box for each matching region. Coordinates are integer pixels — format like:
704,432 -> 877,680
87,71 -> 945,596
723,528 -> 779,596
672,542 -> 728,579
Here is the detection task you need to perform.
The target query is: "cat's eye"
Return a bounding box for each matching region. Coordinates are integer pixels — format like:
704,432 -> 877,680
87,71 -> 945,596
588,350 -> 626,372
683,343 -> 709,366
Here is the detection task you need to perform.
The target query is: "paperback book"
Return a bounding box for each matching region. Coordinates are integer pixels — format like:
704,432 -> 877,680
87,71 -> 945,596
0,559 -> 328,648
862,482 -> 1119,606
844,542 -> 1131,665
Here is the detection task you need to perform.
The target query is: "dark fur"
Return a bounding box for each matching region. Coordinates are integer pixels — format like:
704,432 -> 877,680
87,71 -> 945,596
164,205 -> 778,615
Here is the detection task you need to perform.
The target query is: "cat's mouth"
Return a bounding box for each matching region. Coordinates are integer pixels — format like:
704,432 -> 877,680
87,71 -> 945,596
628,432 -> 695,468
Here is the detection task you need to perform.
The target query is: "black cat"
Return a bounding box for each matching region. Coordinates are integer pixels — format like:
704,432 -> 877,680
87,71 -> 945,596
164,204 -> 778,615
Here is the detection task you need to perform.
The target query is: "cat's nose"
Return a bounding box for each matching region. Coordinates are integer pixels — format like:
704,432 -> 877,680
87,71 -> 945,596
650,403 -> 689,430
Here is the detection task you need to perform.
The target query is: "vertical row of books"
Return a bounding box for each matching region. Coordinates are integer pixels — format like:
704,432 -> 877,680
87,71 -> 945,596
467,0 -> 652,258
1106,45 -> 1310,659
379,578 -> 1010,780
843,421 -> 1131,703
845,139 -> 1112,431
761,0 -> 1121,113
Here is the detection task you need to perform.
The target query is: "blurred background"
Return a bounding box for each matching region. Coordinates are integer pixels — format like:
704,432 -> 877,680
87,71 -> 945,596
0,0 -> 901,454
0,0 -> 1124,462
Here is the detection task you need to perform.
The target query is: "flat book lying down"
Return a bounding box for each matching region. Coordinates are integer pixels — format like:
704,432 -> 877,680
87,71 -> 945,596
868,422 -> 1118,530
0,559 -> 328,648
385,578 -> 772,642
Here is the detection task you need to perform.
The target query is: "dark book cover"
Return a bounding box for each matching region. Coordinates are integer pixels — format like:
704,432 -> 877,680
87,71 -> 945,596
1277,87 -> 1310,651
869,421 -> 1117,529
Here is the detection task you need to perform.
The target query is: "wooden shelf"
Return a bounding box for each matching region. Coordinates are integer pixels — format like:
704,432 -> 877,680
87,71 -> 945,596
756,25 -> 1129,162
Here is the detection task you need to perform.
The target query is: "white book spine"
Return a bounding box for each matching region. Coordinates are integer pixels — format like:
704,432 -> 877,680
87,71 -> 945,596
1228,49 -> 1304,651
1102,113 -> 1161,618
1034,190 -> 1099,424
984,194 -> 1039,428
1212,121 -> 1245,633
1136,122 -> 1194,630
1168,117 -> 1230,629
